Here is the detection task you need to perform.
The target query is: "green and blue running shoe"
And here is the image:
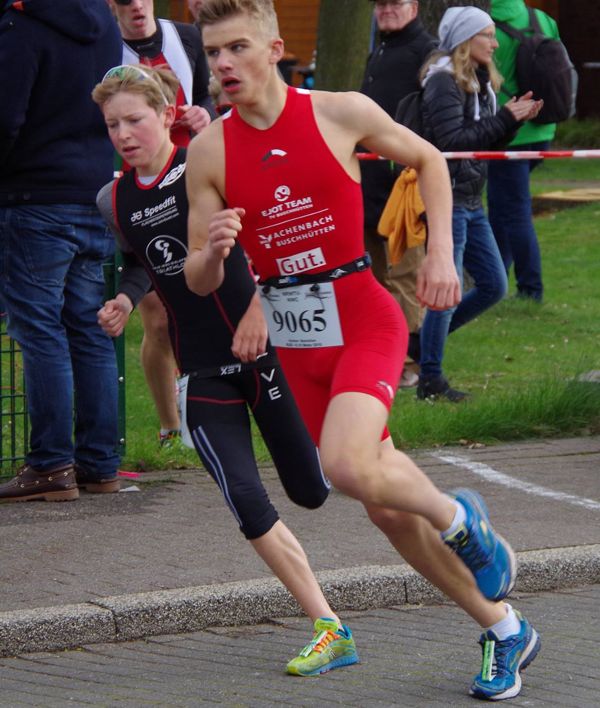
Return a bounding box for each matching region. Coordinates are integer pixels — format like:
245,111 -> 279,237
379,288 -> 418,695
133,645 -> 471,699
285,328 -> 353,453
286,617 -> 359,676
443,489 -> 517,602
470,610 -> 541,700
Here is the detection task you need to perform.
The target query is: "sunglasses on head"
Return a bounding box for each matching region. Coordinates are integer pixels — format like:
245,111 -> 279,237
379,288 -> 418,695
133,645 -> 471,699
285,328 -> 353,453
102,65 -> 169,105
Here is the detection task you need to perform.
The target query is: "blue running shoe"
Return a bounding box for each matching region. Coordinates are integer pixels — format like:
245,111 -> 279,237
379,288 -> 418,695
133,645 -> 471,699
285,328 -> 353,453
470,611 -> 541,700
443,489 -> 517,601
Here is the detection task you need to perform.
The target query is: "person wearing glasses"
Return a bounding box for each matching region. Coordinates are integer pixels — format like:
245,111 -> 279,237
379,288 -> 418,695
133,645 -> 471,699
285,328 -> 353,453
107,0 -> 215,449
415,6 -> 543,404
0,0 -> 122,501
360,0 -> 437,390
184,0 -> 540,698
92,64 -> 358,677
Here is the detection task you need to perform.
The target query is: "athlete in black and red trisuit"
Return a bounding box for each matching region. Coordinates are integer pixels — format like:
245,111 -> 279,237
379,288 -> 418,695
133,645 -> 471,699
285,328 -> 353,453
110,0 -> 216,446
93,65 -> 357,676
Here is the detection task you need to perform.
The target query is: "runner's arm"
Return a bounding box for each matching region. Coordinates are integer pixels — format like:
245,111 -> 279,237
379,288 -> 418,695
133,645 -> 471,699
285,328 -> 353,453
184,127 -> 240,295
96,181 -> 151,308
338,92 -> 461,310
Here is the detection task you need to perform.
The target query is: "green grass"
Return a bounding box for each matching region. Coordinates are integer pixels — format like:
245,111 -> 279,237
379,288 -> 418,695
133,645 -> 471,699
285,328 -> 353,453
529,157 -> 600,196
390,196 -> 600,449
525,117 -> 600,196
555,117 -> 600,149
121,199 -> 600,467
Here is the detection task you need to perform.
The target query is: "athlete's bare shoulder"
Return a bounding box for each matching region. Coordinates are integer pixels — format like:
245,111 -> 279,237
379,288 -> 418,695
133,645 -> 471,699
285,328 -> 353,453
188,117 -> 224,159
311,90 -> 380,134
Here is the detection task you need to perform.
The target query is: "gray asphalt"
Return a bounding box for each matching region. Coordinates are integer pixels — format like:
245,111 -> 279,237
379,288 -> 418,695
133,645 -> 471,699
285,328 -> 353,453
0,436 -> 599,700
0,585 -> 598,706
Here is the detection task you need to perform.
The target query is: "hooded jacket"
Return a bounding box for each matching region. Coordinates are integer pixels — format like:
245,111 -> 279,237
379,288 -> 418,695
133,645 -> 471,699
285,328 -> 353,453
0,0 -> 121,205
491,0 -> 559,146
421,60 -> 518,208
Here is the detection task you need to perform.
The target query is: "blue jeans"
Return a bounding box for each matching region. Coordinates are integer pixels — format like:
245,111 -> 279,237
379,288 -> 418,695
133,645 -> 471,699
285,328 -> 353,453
420,206 -> 508,380
487,141 -> 549,300
0,205 -> 119,477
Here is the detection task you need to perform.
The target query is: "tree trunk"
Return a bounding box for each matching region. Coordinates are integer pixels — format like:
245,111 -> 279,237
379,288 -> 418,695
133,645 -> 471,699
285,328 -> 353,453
313,0 -> 373,91
418,0 -> 491,36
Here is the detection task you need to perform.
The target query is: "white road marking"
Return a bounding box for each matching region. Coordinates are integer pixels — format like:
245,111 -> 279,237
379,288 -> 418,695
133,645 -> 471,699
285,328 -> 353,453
432,452 -> 600,512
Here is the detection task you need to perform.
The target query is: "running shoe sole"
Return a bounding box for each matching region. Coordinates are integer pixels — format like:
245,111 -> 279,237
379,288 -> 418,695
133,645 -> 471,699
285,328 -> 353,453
287,652 -> 359,677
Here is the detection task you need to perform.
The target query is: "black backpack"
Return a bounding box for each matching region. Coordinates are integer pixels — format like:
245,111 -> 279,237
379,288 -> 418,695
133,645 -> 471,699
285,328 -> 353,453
394,89 -> 425,137
495,7 -> 578,125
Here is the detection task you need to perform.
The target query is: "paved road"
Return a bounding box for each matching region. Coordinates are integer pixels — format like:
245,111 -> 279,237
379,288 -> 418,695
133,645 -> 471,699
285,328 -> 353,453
0,585 -> 598,707
1,436 -> 599,661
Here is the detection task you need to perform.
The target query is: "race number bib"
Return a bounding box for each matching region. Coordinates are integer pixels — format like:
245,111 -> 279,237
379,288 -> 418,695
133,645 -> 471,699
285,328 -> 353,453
259,282 -> 343,348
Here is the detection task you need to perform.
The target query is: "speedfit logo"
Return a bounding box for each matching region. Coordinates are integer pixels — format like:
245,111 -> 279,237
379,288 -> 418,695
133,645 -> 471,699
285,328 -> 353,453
276,247 -> 325,276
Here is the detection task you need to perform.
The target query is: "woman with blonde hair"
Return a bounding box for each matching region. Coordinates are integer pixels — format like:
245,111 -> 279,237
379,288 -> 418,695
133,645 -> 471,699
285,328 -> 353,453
416,6 -> 542,403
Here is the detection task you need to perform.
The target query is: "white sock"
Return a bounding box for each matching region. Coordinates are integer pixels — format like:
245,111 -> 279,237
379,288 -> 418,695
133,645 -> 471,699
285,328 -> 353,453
487,604 -> 521,640
441,498 -> 466,538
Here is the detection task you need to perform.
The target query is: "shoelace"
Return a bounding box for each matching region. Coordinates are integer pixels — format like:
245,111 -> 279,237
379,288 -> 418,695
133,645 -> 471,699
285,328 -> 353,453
299,629 -> 340,657
480,638 -> 496,681
480,634 -> 519,681
456,526 -> 492,571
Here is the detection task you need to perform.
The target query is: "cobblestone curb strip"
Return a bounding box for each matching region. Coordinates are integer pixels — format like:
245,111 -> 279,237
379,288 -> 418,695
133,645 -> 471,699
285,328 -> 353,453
1,545 -> 598,658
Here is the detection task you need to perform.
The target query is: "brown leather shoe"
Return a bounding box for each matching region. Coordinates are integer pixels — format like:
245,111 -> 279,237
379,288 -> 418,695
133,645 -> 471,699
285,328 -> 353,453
74,464 -> 120,494
0,463 -> 79,503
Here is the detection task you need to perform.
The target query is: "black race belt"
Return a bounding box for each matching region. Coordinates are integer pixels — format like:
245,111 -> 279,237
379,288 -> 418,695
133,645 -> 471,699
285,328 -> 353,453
183,353 -> 278,380
259,253 -> 372,292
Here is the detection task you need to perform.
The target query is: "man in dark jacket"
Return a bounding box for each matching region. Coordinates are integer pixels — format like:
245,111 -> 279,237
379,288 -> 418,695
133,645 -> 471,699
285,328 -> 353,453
360,0 -> 436,387
0,0 -> 122,501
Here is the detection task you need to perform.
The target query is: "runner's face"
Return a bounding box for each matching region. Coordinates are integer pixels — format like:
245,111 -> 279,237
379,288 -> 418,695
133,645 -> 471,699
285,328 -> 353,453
103,92 -> 173,176
111,0 -> 156,40
202,13 -> 281,104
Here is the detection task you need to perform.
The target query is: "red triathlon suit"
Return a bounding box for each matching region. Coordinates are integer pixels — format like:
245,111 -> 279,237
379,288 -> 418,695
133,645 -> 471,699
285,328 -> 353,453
223,86 -> 407,443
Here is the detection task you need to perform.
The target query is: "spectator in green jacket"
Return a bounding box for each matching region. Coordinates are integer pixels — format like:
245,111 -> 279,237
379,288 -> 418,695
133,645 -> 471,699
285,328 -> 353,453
487,0 -> 562,302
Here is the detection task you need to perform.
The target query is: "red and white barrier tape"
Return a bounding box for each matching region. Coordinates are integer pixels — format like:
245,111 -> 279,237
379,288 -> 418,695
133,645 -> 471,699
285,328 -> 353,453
357,149 -> 600,161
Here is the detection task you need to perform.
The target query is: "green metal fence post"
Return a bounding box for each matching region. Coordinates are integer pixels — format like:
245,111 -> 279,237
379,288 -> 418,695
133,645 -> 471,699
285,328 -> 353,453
103,253 -> 127,458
